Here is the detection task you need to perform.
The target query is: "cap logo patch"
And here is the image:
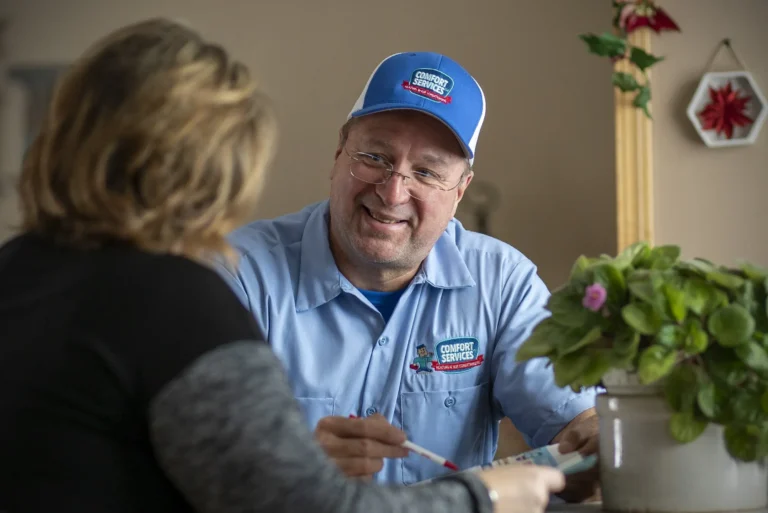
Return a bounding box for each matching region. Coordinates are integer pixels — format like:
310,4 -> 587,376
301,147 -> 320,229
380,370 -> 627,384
402,68 -> 453,104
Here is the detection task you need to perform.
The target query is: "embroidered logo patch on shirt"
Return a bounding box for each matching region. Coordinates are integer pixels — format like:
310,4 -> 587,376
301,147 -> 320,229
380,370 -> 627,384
402,68 -> 454,104
409,337 -> 484,375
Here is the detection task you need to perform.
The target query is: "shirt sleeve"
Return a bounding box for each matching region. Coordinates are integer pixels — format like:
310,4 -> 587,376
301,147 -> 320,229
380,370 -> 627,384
148,340 -> 495,513
213,258 -> 250,308
490,259 -> 599,448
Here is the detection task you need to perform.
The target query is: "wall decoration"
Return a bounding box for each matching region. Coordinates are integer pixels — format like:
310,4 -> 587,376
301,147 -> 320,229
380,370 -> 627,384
579,1 -> 680,119
686,40 -> 766,148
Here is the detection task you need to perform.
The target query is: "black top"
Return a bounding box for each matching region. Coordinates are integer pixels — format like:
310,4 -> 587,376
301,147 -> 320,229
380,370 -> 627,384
0,234 -> 258,512
0,233 -> 493,513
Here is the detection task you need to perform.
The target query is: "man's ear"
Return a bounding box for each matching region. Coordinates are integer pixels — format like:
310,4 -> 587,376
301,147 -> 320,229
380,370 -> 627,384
334,127 -> 345,161
449,170 -> 473,217
455,170 -> 474,204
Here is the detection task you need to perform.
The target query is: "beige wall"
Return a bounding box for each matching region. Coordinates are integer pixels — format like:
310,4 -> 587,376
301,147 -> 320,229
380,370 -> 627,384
653,0 -> 768,266
0,0 -> 617,287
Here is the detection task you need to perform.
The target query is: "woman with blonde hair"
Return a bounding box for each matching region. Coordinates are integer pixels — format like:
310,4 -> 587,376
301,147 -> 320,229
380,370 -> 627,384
0,18 -> 564,513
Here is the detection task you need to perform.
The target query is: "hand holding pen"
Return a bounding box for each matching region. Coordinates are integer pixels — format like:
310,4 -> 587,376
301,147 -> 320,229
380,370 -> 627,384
313,413 -> 410,479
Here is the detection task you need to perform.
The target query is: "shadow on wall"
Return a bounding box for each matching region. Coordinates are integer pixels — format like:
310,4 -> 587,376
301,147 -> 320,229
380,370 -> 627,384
0,64 -> 67,242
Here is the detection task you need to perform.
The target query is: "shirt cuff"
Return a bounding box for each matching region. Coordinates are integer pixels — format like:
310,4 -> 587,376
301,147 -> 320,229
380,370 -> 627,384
529,388 -> 601,448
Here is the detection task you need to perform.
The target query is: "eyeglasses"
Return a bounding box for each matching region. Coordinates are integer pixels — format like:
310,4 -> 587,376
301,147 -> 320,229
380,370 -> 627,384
344,147 -> 466,202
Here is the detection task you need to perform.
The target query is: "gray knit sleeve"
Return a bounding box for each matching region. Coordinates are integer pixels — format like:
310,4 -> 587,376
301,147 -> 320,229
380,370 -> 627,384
148,341 -> 495,513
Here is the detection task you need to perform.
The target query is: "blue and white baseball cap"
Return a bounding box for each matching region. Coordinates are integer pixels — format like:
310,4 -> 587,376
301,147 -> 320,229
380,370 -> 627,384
348,51 -> 486,166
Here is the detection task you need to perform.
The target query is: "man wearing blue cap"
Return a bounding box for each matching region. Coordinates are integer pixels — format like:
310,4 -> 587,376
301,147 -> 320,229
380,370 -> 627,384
217,52 -> 600,501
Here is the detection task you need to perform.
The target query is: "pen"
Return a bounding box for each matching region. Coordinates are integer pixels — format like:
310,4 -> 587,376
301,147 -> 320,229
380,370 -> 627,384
349,414 -> 459,471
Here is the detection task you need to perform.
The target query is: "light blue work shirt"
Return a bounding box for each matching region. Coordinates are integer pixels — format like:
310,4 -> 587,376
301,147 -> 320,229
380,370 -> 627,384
217,200 -> 598,485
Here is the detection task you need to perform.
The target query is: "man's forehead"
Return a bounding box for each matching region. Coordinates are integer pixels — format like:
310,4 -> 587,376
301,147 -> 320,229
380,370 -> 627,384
349,111 -> 465,161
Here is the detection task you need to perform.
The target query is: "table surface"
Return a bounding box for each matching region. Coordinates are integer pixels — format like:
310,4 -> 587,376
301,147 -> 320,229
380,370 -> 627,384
547,504 -> 602,513
546,504 -> 768,513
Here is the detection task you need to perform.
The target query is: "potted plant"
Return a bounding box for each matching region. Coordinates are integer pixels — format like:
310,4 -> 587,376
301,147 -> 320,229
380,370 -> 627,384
516,241 -> 768,512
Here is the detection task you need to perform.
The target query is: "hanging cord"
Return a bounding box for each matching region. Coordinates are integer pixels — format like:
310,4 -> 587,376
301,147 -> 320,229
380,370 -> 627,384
702,38 -> 749,74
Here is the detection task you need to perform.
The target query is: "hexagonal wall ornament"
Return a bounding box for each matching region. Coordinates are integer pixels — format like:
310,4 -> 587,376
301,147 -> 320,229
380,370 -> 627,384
686,71 -> 767,148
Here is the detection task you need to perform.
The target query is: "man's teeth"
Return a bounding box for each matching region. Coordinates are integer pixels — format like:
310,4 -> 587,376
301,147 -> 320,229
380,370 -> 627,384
369,210 -> 401,224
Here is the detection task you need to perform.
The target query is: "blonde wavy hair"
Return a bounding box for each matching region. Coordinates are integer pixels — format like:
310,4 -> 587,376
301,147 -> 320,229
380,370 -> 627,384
19,18 -> 276,262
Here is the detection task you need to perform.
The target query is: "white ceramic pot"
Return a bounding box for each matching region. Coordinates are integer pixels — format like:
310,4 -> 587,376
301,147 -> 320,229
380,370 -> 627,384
597,373 -> 768,512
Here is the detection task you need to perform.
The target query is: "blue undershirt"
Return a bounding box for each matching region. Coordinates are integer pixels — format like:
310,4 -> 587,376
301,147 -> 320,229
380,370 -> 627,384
359,288 -> 406,322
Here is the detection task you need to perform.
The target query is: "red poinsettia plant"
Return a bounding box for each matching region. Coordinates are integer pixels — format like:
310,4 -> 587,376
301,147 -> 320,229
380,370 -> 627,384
579,1 -> 680,119
614,0 -> 680,34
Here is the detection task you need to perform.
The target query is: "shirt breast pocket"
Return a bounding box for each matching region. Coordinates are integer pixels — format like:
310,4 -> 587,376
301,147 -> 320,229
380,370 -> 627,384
294,397 -> 335,431
400,382 -> 490,484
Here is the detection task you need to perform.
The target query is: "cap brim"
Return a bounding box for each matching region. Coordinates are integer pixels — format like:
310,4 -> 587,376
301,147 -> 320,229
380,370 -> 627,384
349,103 -> 474,160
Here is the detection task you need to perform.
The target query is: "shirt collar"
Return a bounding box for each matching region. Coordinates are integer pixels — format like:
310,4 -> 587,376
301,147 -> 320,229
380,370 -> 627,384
417,222 -> 476,289
295,201 -> 475,312
296,200 -> 344,312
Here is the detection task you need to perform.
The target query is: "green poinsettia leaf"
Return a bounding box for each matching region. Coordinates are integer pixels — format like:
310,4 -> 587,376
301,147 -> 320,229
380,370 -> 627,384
612,71 -> 640,93
629,46 -> 664,71
579,32 -> 627,58
633,86 -> 652,119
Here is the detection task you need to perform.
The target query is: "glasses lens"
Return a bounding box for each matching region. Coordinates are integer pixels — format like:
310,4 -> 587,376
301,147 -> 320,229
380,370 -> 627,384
349,154 -> 389,184
347,150 -> 462,202
404,181 -> 433,201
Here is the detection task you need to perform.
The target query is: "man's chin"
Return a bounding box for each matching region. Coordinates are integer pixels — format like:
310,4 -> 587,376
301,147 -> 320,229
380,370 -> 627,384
351,241 -> 406,266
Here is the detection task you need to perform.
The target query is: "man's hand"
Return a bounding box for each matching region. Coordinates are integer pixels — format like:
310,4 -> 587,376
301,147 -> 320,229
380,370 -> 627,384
314,414 -> 409,479
552,409 -> 600,503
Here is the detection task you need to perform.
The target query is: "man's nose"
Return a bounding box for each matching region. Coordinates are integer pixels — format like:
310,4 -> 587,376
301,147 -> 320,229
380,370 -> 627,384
375,169 -> 412,206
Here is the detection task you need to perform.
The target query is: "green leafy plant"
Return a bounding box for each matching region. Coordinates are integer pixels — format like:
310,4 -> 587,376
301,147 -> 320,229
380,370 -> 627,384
516,241 -> 768,462
578,31 -> 663,119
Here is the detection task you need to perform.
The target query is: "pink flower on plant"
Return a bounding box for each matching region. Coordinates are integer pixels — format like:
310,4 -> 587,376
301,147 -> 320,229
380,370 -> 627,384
583,283 -> 607,312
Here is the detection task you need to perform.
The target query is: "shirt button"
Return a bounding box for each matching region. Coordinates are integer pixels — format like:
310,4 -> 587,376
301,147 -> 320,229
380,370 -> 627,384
444,396 -> 456,408
365,407 -> 377,416
341,284 -> 352,292
377,336 -> 389,346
